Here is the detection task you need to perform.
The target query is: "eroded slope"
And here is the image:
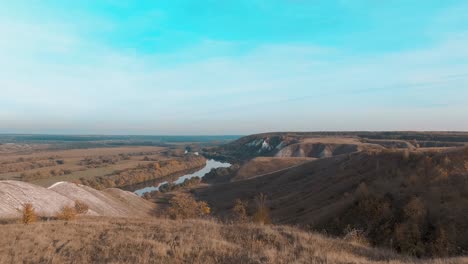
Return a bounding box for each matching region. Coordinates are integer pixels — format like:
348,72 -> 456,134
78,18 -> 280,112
0,181 -> 154,218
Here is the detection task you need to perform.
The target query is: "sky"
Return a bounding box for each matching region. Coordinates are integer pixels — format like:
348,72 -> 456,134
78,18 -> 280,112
0,0 -> 467,135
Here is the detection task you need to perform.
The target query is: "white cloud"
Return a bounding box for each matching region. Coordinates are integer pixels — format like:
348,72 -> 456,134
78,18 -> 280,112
0,12 -> 467,134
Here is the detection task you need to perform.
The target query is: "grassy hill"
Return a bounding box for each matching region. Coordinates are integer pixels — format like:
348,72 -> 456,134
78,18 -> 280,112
1,217 -> 465,264
2,132 -> 468,262
204,132 -> 468,162
197,147 -> 468,257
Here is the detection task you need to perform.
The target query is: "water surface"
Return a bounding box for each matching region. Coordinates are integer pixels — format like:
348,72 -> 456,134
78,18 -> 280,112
134,159 -> 230,196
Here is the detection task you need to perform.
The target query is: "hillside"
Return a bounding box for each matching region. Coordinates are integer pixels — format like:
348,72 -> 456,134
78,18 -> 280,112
1,217 -> 465,264
204,132 -> 468,161
233,157 -> 315,181
2,132 -> 468,262
197,147 -> 468,257
0,181 -> 155,218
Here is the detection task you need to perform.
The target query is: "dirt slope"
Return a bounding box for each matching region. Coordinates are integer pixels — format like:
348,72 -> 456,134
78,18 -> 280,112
208,133 -> 384,161
0,181 -> 74,217
275,142 -> 382,158
49,182 -> 154,217
0,180 -> 154,218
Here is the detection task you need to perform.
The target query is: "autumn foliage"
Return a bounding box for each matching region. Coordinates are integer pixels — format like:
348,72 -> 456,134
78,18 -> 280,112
21,203 -> 37,225
55,206 -> 77,221
167,193 -> 211,220
232,199 -> 249,223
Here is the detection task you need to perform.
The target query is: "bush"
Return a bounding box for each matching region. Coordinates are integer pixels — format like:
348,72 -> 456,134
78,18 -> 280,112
142,192 -> 153,200
21,203 -> 37,225
167,193 -> 211,219
252,193 -> 271,225
56,206 -> 77,221
404,197 -> 426,222
402,149 -> 410,161
74,200 -> 89,215
430,227 -> 452,257
355,182 -> 369,198
232,199 -> 249,223
394,222 -> 425,257
343,228 -> 369,246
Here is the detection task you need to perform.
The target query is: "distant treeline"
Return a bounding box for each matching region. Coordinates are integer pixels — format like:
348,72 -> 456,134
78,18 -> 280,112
0,134 -> 241,144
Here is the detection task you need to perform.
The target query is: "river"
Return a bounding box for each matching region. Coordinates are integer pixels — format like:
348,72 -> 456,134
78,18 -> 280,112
134,159 -> 231,196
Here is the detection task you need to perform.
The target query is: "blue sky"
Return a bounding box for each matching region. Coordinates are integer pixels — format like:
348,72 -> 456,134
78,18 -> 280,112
0,0 -> 467,135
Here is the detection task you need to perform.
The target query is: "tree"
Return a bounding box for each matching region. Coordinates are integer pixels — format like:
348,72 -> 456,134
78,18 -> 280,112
21,203 -> 37,225
232,199 -> 249,223
394,197 -> 428,257
56,206 -> 77,221
167,193 -> 210,219
404,197 -> 426,223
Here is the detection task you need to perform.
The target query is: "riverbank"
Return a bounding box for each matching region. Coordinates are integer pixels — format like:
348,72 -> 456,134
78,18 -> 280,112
78,155 -> 207,190
134,159 -> 231,195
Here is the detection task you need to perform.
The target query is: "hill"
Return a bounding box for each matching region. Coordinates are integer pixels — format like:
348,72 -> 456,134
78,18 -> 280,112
204,132 -> 468,161
0,217 -> 465,264
196,147 -> 468,257
2,132 -> 468,262
233,157 -> 315,181
0,181 -> 155,218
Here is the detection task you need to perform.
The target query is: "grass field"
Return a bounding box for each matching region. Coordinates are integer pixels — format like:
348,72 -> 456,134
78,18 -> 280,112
2,217 -> 465,264
0,145 -> 168,187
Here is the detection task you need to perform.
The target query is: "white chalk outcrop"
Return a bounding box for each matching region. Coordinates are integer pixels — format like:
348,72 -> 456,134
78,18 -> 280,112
0,180 -> 154,218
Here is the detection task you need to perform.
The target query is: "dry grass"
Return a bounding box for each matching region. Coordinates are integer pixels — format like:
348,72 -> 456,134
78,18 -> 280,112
0,217 -> 464,264
55,206 -> 77,221
197,147 -> 468,257
21,203 -> 37,225
0,146 -> 165,162
0,146 -> 166,186
252,193 -> 271,225
234,157 -> 314,181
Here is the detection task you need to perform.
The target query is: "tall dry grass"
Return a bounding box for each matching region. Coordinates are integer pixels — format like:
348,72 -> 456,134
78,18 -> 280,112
1,217 -> 465,264
21,203 -> 37,225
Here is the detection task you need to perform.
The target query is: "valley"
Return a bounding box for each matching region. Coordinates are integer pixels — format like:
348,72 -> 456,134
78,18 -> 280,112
1,132 -> 468,263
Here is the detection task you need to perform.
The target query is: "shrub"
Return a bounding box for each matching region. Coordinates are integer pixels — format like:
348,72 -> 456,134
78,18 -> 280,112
402,149 -> 410,161
441,155 -> 451,167
343,227 -> 369,246
74,200 -> 89,215
355,182 -> 369,198
393,197 -> 429,257
252,193 -> 271,225
394,222 -> 425,257
56,206 -> 77,221
232,199 -> 249,223
142,192 -> 152,200
404,197 -> 426,223
21,203 -> 37,225
167,193 -> 211,219
429,226 -> 451,257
